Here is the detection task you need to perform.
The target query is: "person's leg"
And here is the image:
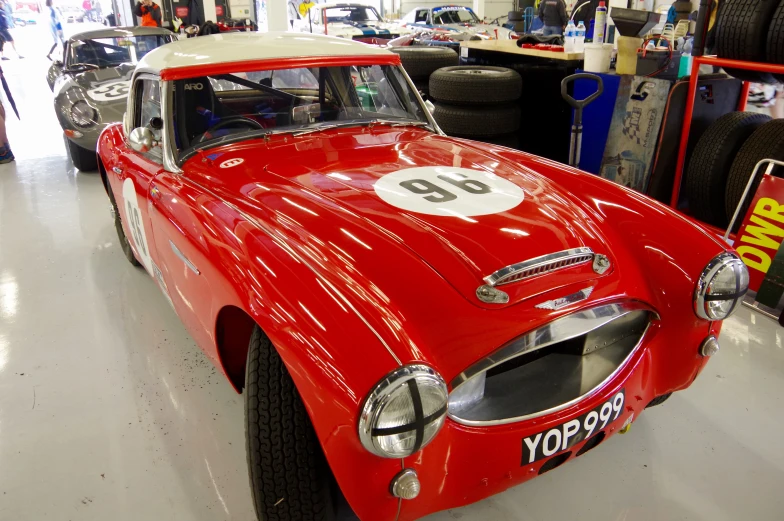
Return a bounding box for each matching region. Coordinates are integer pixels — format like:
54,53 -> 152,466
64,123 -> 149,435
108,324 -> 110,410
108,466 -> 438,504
0,102 -> 13,163
4,31 -> 21,58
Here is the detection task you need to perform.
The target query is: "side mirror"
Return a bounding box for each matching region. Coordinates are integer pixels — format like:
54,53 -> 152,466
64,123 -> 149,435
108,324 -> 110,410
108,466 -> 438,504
424,99 -> 435,114
129,126 -> 156,153
53,59 -> 63,67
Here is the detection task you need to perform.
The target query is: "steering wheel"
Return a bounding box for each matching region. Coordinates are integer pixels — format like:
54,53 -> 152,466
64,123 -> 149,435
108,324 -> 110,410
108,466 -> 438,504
197,116 -> 265,143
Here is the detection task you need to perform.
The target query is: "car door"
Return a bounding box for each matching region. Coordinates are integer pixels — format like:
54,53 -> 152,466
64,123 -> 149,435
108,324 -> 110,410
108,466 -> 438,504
116,75 -> 165,285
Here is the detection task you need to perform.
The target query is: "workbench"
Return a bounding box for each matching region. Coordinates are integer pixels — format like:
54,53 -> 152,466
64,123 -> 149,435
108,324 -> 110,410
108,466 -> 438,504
459,40 -> 584,163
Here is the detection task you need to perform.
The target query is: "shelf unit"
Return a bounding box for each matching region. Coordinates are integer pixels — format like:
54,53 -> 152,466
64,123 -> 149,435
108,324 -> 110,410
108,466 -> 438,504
669,55 -> 784,209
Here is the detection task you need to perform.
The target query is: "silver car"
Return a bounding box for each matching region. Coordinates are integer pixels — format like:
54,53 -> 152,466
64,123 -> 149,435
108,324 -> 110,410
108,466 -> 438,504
47,27 -> 176,171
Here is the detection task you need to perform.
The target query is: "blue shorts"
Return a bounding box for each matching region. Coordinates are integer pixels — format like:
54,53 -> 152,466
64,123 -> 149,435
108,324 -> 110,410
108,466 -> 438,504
0,28 -> 12,42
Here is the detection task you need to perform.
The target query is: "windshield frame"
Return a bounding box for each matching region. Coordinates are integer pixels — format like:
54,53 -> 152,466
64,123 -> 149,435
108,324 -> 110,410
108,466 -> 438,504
65,34 -> 173,71
323,5 -> 383,23
433,7 -> 480,24
161,63 -> 439,166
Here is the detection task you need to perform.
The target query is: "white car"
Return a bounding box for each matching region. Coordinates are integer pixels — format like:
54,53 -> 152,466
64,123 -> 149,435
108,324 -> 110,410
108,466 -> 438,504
295,3 -> 413,41
401,5 -> 513,39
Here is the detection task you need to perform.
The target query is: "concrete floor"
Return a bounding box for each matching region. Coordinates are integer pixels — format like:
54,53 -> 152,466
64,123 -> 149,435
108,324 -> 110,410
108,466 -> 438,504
1,25 -> 783,521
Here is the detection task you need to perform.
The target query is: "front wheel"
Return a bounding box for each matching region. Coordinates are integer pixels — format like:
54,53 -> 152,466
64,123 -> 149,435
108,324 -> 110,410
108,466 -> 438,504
65,136 -> 98,172
245,326 -> 336,521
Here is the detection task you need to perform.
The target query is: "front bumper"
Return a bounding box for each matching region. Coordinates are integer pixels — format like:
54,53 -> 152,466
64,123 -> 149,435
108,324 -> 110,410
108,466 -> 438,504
334,315 -> 719,521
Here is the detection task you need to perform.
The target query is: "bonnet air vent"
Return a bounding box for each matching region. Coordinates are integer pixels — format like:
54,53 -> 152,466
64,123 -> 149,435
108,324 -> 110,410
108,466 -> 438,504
484,248 -> 595,287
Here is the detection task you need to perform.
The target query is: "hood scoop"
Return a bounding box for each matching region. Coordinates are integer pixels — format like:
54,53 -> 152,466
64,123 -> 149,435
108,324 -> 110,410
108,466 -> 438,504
476,248 -> 611,304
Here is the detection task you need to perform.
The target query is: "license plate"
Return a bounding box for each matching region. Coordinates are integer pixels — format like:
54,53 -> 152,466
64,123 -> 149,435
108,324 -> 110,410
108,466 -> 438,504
521,390 -> 625,465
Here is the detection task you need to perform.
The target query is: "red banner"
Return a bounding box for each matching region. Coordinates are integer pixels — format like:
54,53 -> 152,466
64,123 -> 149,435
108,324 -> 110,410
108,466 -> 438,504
216,5 -> 224,16
175,6 -> 188,17
735,174 -> 784,291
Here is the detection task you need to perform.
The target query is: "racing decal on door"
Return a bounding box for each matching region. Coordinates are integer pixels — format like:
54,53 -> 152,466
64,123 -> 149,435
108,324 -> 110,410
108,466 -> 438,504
86,80 -> 130,102
373,167 -> 525,217
521,390 -> 625,465
122,178 -> 153,274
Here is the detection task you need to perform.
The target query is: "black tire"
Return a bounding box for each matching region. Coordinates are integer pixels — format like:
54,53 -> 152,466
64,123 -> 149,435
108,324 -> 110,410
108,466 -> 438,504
645,393 -> 672,408
715,0 -> 780,83
66,137 -> 98,172
433,102 -> 520,137
245,326 -> 335,521
726,119 -> 784,230
684,112 -> 770,227
429,66 -> 522,105
413,78 -> 429,97
508,10 -> 523,21
104,173 -> 142,268
114,204 -> 142,267
388,46 -> 458,80
766,0 -> 784,80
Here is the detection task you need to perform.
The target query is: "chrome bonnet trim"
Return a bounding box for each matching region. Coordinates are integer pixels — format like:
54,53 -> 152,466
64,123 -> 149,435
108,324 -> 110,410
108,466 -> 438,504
450,301 -> 658,390
448,319 -> 654,427
483,247 -> 595,287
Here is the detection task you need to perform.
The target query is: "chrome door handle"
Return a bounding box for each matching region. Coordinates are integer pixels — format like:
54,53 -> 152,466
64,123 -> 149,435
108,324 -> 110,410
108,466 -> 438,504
112,166 -> 122,175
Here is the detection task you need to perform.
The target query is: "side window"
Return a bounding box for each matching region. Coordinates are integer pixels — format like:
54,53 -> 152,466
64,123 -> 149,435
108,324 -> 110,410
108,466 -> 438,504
135,78 -> 163,162
414,9 -> 429,23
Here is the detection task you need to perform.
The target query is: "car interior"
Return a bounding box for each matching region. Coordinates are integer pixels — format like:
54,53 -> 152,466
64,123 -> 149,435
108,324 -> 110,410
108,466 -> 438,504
172,65 -> 427,157
67,36 -> 171,69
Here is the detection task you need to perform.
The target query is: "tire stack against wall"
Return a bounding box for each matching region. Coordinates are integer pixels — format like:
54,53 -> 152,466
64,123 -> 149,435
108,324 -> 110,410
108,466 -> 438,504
683,0 -> 784,229
684,113 -> 784,231
713,0 -> 784,83
428,66 -> 523,148
388,46 -> 459,96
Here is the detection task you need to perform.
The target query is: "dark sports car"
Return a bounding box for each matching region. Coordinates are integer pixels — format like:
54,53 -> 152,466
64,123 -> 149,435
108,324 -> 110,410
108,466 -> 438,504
47,27 -> 176,171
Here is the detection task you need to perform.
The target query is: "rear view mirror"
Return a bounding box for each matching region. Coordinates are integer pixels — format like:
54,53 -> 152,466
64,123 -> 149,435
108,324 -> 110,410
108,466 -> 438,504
129,127 -> 157,153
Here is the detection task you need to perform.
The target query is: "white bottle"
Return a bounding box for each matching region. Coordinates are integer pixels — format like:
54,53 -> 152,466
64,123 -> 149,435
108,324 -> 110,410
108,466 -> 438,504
576,21 -> 586,53
564,20 -> 576,53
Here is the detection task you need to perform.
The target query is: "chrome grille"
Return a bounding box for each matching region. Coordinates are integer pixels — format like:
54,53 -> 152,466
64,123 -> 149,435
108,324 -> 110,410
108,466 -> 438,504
447,302 -> 656,426
483,248 -> 595,287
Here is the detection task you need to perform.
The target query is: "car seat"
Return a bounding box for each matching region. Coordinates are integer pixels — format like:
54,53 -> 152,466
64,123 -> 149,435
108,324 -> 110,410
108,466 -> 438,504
177,76 -> 221,147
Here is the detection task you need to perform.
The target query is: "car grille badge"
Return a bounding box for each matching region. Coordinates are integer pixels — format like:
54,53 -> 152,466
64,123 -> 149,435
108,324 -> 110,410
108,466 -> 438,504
535,286 -> 594,310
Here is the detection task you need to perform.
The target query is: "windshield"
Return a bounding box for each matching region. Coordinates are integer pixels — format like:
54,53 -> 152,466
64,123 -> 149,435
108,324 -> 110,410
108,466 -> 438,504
66,35 -> 171,70
173,64 -> 430,158
323,6 -> 381,23
433,7 -> 479,24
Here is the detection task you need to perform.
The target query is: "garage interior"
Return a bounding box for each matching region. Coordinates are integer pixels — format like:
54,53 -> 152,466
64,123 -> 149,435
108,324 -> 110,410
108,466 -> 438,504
0,1 -> 783,520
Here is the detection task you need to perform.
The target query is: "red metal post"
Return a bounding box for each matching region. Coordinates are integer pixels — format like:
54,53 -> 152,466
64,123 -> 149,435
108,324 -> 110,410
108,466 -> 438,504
670,55 -> 702,207
737,81 -> 750,111
669,56 -> 784,209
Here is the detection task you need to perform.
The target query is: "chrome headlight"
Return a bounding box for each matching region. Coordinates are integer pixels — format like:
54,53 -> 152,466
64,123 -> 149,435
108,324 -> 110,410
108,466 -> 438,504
358,364 -> 448,458
694,252 -> 749,320
70,100 -> 98,128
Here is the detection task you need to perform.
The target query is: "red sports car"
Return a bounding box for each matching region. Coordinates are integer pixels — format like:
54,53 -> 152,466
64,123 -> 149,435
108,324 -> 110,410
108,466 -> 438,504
97,32 -> 749,521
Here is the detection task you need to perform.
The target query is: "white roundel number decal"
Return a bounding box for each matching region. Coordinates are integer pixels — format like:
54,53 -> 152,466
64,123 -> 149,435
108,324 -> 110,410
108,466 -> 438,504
122,178 -> 153,273
86,80 -> 130,102
373,167 -> 524,217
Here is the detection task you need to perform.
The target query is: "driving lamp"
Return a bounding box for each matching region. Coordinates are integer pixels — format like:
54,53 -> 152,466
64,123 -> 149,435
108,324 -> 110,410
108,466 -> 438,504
70,100 -> 98,128
694,252 -> 749,320
358,365 -> 448,458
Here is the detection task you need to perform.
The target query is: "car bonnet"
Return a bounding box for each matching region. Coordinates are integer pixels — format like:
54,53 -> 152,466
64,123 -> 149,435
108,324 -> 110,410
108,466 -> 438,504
199,129 -> 617,309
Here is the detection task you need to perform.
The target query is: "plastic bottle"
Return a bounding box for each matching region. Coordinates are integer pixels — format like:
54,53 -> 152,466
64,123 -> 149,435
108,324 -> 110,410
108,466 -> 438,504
564,20 -> 576,53
576,21 -> 586,53
594,1 -> 607,44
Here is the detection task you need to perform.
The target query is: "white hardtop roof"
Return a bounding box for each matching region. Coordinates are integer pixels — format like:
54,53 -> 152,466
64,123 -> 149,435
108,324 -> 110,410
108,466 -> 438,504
137,31 -> 393,74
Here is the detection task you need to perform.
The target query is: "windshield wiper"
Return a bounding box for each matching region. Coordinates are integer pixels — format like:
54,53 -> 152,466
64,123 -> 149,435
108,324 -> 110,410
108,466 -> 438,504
66,63 -> 101,72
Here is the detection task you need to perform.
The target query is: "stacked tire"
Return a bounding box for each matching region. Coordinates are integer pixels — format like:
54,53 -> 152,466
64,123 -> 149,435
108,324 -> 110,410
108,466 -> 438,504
388,46 -> 459,96
714,0 -> 784,82
684,112 -> 784,230
428,66 -> 523,147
